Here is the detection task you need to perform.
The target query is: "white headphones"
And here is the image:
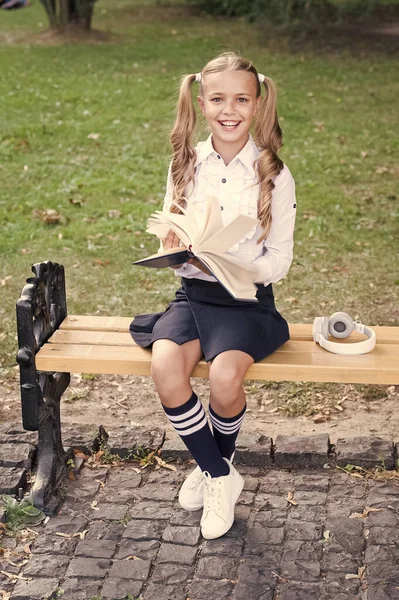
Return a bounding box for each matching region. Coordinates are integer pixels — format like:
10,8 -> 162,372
312,312 -> 376,355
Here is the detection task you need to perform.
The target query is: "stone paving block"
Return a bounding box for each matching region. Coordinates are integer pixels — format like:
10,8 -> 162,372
294,474 -> 329,493
237,490 -> 255,505
367,483 -> 399,510
251,508 -> 286,528
189,578 -> 234,600
335,436 -> 395,469
279,583 -> 321,600
96,486 -> 141,504
0,466 -> 27,495
162,524 -> 201,546
281,545 -> 322,582
285,520 -> 323,541
323,549 -> 363,574
22,553 -> 70,578
58,577 -> 101,600
366,583 -> 399,600
11,578 -> 60,600
254,492 -> 288,511
85,520 -> 125,541
143,582 -> 187,600
243,475 -> 259,492
196,555 -> 239,580
246,526 -> 284,545
64,478 -> 102,503
90,502 -> 129,520
274,434 -> 330,468
106,469 -> 142,488
101,577 -> 143,600
62,423 -> 102,454
123,519 -> 165,540
325,517 -> 365,554
157,542 -> 197,565
201,537 -> 244,557
288,504 -> 326,523
368,507 -> 399,527
282,539 -> 323,563
242,544 -> 281,562
234,434 -> 273,467
290,490 -> 328,506
365,545 -> 399,584
108,558 -> 152,581
151,563 -> 194,585
170,508 -> 202,526
323,571 -> 360,595
75,538 -> 117,558
369,525 -> 399,545
0,442 -> 34,469
106,424 -> 165,458
65,556 -> 111,578
135,483 -> 178,502
235,560 -> 276,600
129,501 -> 174,520
115,539 -> 160,561
44,515 -> 88,534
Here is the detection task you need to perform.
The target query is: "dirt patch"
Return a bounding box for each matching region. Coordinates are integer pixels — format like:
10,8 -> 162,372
2,370 -> 398,446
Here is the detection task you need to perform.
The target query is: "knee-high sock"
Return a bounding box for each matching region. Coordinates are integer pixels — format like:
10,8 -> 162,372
209,403 -> 247,460
162,392 -> 229,477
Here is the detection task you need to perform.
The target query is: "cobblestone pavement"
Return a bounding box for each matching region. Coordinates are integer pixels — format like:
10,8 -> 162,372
1,461 -> 399,600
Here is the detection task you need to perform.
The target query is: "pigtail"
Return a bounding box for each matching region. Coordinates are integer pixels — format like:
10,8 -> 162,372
254,76 -> 284,243
169,74 -> 197,214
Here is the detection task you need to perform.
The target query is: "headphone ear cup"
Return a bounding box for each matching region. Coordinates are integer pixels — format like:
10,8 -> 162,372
313,316 -> 329,344
328,312 -> 354,339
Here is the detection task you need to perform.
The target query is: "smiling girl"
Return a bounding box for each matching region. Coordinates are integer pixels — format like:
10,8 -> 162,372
130,51 -> 297,539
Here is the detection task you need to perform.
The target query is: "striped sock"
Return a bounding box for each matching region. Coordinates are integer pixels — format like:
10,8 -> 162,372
209,403 -> 247,460
162,392 -> 229,477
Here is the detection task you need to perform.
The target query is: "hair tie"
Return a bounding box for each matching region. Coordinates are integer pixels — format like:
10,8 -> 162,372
258,73 -> 265,84
195,72 -> 202,83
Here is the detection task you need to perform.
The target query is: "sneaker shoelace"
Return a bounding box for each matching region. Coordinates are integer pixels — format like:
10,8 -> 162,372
202,471 -> 224,514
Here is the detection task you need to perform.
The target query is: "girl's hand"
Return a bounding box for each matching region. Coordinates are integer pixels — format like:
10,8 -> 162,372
160,229 -> 181,251
160,229 -> 185,269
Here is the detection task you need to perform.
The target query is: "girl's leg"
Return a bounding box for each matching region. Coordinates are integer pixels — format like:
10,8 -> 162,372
208,350 -> 254,460
152,339 -> 228,477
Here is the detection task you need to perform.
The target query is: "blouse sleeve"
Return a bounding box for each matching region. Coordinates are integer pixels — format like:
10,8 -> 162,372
252,165 -> 297,285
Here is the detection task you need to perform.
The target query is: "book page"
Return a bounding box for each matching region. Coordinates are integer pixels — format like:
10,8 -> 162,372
197,252 -> 259,301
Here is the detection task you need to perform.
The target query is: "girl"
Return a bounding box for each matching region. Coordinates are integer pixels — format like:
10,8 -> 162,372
130,51 -> 297,540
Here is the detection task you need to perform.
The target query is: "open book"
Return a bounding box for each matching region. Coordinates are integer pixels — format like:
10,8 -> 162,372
133,196 -> 260,301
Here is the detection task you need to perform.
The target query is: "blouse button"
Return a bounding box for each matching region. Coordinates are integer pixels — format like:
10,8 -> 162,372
221,178 -> 226,183
217,155 -> 221,159
293,203 -> 297,208
220,206 -> 224,211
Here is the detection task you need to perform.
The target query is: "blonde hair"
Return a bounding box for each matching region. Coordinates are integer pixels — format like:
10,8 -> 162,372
169,51 -> 283,242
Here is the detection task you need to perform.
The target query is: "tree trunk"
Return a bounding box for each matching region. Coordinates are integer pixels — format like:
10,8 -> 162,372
40,0 -> 96,30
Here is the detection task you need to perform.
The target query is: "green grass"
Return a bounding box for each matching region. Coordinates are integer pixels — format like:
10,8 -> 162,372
0,0 -> 398,372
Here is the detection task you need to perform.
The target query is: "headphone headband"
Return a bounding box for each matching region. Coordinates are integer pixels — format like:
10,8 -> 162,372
313,313 -> 376,355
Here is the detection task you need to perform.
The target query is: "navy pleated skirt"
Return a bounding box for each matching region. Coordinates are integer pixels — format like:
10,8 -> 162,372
129,278 -> 289,363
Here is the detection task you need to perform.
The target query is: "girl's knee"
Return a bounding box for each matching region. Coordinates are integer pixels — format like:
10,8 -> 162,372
151,354 -> 191,400
209,365 -> 243,400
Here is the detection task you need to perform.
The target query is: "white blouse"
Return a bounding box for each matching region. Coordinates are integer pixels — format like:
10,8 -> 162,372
163,133 -> 297,286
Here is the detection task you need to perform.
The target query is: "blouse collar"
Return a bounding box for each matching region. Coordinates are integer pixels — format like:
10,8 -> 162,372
195,133 -> 260,177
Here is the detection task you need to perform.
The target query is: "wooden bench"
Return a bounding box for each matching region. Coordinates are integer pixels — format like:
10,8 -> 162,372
16,261 -> 399,511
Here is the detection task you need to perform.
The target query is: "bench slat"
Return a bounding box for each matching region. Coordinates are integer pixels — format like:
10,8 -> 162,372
47,328 -> 399,352
60,315 -> 399,344
36,342 -> 399,384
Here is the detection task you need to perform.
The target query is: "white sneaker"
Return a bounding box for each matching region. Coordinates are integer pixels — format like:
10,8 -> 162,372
178,466 -> 204,511
200,458 -> 244,540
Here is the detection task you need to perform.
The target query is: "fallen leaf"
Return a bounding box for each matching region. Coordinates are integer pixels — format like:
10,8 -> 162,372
125,555 -> 142,561
154,456 -> 177,471
287,491 -> 298,506
91,500 -> 99,511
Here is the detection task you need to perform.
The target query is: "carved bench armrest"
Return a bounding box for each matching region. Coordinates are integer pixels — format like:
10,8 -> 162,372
16,261 -> 67,430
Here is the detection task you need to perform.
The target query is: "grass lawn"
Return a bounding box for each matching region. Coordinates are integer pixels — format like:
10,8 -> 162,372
0,0 -> 398,380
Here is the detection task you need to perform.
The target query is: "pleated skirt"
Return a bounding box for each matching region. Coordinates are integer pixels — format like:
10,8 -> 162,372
129,277 -> 289,363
